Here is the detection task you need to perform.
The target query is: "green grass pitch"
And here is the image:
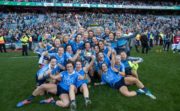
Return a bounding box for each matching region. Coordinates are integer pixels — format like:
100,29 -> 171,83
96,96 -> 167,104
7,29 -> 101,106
0,47 -> 180,111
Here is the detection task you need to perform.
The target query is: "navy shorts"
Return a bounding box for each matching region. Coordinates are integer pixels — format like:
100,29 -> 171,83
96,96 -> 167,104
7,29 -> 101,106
77,87 -> 82,94
36,75 -> 46,86
125,67 -> 132,75
76,83 -> 87,94
44,56 -> 49,60
56,85 -> 68,96
116,47 -> 126,54
113,77 -> 126,89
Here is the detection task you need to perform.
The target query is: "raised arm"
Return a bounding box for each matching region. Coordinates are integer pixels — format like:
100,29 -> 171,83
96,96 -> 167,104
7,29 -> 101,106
121,32 -> 138,40
69,29 -> 77,40
107,47 -> 112,58
83,55 -> 96,73
110,50 -> 116,68
69,50 -> 81,62
75,14 -> 82,28
116,22 -> 122,31
58,63 -> 65,71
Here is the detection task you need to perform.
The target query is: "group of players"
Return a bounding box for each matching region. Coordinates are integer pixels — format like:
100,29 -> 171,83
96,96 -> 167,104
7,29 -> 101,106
16,27 -> 156,111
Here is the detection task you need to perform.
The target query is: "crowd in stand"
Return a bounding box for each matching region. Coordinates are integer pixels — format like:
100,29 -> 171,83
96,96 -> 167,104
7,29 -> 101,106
1,10 -> 180,53
0,11 -> 179,43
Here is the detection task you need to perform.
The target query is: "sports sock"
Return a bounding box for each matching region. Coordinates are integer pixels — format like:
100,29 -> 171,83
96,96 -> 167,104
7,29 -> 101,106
27,95 -> 35,101
136,90 -> 141,95
141,87 -> 148,93
84,97 -> 90,101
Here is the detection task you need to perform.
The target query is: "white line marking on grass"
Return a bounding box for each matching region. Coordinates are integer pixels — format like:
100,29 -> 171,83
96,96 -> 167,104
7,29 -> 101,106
10,56 -> 37,59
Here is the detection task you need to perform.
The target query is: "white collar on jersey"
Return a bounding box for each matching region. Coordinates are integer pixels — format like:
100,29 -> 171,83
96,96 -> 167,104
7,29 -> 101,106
75,68 -> 83,72
48,64 -> 57,70
68,71 -> 75,75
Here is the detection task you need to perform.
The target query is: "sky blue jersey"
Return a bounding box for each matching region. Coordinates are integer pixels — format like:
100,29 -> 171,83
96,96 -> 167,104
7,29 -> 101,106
75,69 -> 88,88
101,68 -> 123,87
58,71 -> 79,91
36,64 -> 60,79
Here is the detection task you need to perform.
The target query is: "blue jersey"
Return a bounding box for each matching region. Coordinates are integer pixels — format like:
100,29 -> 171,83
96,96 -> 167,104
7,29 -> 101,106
36,64 -> 60,79
81,49 -> 95,65
117,34 -> 135,47
75,69 -> 88,88
114,63 -> 125,72
46,45 -> 55,53
71,41 -> 84,53
101,68 -> 123,87
65,52 -> 73,60
121,59 -> 130,68
117,38 -> 127,47
106,39 -> 117,49
62,40 -> 73,49
34,47 -> 47,55
96,33 -> 104,40
72,33 -> 77,39
58,71 -> 79,91
102,33 -> 109,40
101,46 -> 109,55
97,54 -> 111,69
49,53 -> 67,66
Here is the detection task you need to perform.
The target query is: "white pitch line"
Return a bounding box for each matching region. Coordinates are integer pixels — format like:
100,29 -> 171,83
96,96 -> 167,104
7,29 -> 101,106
9,56 -> 37,59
